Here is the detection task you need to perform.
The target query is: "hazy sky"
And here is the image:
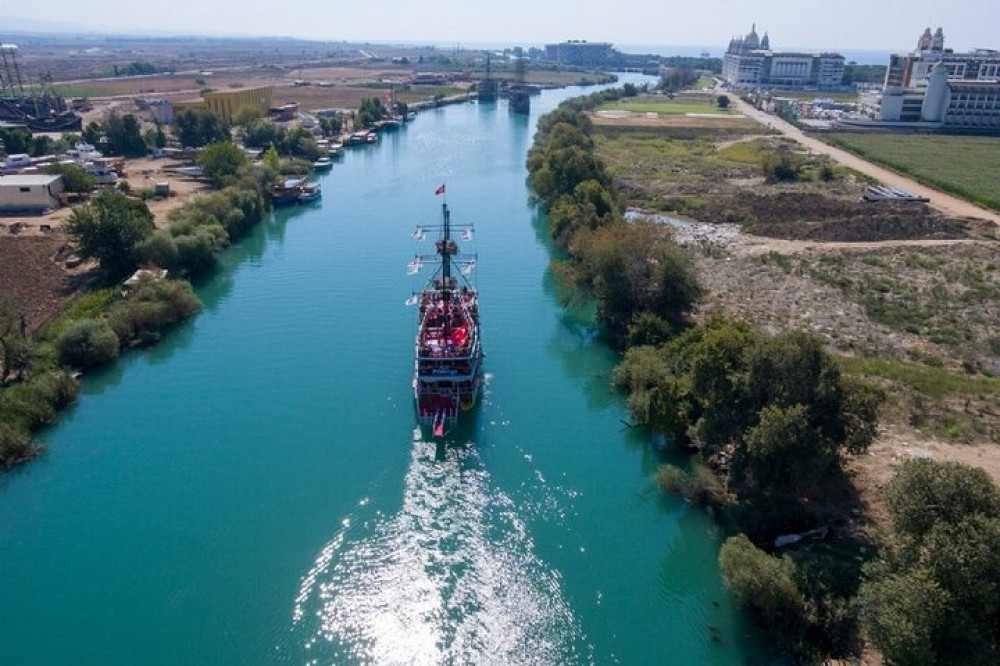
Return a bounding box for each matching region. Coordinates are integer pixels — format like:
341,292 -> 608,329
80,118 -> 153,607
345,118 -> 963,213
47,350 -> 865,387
3,0 -> 998,52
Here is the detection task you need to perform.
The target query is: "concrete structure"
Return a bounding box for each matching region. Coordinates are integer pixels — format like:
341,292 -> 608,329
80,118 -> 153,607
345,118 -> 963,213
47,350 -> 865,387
150,99 -> 174,125
722,25 -> 845,89
0,174 -> 62,213
884,28 -> 1000,89
173,86 -> 273,121
860,29 -> 1000,132
544,41 -> 616,67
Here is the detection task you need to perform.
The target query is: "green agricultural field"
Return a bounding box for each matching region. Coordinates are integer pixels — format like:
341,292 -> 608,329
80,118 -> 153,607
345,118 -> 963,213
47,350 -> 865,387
599,97 -> 736,116
825,132 -> 1000,212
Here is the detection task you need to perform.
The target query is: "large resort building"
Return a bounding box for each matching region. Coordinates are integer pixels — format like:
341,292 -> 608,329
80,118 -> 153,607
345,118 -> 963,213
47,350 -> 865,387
858,28 -> 1000,132
543,41 -> 617,67
722,25 -> 845,90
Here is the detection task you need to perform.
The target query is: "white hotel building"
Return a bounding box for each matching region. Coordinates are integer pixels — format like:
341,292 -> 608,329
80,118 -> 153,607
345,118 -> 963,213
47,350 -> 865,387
859,28 -> 1000,132
722,25 -> 845,90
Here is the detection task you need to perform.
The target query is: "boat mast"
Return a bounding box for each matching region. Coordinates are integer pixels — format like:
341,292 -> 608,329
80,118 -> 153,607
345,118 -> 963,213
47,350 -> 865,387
441,202 -> 452,337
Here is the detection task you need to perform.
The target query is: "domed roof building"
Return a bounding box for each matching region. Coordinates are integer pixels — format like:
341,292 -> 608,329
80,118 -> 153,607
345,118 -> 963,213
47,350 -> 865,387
722,25 -> 845,90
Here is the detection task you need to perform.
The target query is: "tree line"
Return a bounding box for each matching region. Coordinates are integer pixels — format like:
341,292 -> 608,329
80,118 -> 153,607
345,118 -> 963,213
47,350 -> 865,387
527,90 -> 997,663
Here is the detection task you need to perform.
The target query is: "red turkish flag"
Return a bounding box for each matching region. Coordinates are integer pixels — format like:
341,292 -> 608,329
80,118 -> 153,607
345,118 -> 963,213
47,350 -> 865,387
434,184 -> 446,196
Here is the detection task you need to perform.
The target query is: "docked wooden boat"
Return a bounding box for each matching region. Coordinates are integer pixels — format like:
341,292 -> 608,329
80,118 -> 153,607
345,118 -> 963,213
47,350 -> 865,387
349,131 -> 369,145
409,190 -> 483,436
270,178 -> 304,206
313,157 -> 333,170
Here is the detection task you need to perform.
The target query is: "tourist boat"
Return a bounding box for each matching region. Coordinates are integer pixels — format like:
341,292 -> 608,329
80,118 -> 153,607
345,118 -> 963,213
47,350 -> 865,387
328,143 -> 345,158
349,131 -> 369,145
409,194 -> 483,436
270,178 -> 304,206
297,181 -> 321,202
313,157 -> 333,170
365,131 -> 378,144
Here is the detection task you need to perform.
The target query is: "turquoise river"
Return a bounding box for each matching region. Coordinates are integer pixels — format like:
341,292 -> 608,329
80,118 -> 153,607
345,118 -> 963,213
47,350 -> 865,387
0,75 -> 768,665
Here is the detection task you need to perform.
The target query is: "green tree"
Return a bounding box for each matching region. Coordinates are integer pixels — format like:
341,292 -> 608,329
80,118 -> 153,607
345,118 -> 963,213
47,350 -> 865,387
174,109 -> 230,148
244,119 -> 284,149
860,461 -> 1000,665
884,459 -> 1000,539
56,319 -> 120,369
232,104 -> 264,129
65,192 -> 155,279
136,230 -> 178,269
28,134 -> 54,157
262,145 -> 281,172
104,113 -> 148,157
720,535 -> 807,633
0,292 -> 28,382
318,115 -> 342,137
717,94 -> 731,109
858,568 -> 951,666
198,141 -> 249,188
44,162 -> 96,194
0,127 -> 32,154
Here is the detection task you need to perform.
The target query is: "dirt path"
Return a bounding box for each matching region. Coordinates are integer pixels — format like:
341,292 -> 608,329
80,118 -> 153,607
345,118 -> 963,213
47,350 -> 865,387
736,234 -> 989,255
733,97 -> 1000,225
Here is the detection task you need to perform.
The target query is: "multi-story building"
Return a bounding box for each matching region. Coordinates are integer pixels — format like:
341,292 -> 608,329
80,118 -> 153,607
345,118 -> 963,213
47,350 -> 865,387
543,41 -> 617,67
173,86 -> 274,122
722,25 -> 845,90
860,29 -> 1000,132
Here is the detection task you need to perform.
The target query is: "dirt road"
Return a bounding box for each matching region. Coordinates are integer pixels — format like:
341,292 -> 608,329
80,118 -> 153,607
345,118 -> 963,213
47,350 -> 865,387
734,97 -> 1000,224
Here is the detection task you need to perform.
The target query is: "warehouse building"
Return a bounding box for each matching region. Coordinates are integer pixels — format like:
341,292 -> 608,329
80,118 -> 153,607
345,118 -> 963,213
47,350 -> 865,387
0,174 -> 63,213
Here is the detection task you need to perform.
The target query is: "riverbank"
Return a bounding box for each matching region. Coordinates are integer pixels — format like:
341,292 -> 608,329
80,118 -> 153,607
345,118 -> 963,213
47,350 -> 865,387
0,161 -> 273,471
527,82 -> 1000,663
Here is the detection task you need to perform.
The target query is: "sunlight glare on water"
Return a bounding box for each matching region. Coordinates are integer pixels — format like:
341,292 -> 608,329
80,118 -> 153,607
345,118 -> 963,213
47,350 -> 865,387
293,430 -> 588,665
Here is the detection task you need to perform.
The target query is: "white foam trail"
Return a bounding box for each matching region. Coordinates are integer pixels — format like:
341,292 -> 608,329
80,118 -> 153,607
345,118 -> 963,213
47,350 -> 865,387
294,436 -> 587,665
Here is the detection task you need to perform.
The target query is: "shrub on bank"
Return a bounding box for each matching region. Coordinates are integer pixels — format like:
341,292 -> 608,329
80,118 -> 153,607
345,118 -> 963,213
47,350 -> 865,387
107,279 -> 200,346
0,370 -> 79,469
56,319 -> 120,369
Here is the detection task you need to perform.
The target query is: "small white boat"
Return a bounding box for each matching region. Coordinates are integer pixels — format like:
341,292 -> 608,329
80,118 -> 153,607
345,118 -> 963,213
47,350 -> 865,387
298,182 -> 321,202
329,143 -> 345,157
313,157 -> 333,170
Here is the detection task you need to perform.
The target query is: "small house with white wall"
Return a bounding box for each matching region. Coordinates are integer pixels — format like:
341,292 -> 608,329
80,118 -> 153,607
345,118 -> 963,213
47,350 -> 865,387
0,174 -> 64,213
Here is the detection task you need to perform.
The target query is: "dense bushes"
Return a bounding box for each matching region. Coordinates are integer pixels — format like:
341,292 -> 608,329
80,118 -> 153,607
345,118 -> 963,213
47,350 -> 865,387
615,318 -> 883,512
0,370 -> 79,469
56,319 -> 120,368
565,220 -> 702,346
137,183 -> 266,276
858,460 -> 1000,666
107,278 -> 201,346
527,93 -> 702,346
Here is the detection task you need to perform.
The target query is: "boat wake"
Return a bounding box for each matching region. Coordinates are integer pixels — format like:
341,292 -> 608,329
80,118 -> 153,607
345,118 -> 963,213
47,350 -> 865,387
292,430 -> 587,665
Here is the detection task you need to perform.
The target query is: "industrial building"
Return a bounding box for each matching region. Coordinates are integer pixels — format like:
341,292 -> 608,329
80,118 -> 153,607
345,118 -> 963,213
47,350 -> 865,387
544,41 -> 617,67
0,174 -> 63,213
722,25 -> 845,89
173,86 -> 274,122
857,29 -> 1000,132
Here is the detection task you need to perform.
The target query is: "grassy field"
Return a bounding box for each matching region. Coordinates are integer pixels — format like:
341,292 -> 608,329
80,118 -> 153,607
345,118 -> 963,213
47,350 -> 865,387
600,96 -> 735,116
825,132 -> 1000,212
693,75 -> 716,90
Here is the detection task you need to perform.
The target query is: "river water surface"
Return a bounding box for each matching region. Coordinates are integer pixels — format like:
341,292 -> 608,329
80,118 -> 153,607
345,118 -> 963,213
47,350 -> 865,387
0,75 -> 766,665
